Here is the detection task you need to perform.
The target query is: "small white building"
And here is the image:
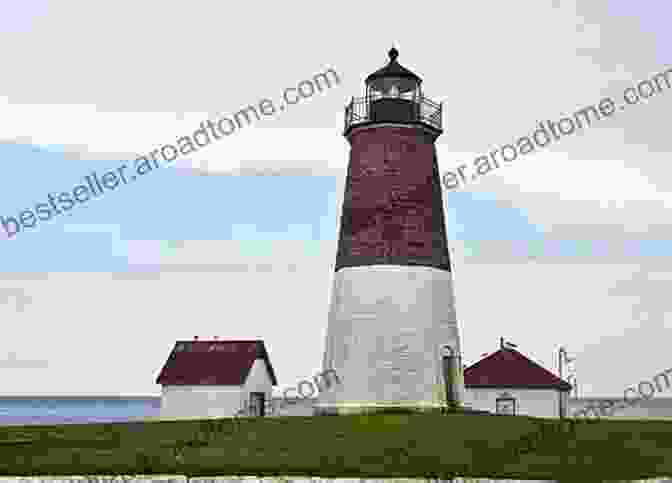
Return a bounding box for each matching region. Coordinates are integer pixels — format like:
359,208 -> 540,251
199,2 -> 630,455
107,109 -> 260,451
155,339 -> 277,420
463,344 -> 573,418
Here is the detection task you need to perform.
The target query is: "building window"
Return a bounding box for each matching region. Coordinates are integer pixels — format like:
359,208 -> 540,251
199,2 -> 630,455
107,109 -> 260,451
249,392 -> 265,417
496,392 -> 516,415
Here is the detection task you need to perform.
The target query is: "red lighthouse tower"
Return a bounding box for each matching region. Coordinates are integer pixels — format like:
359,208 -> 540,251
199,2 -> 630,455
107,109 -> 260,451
319,48 -> 465,414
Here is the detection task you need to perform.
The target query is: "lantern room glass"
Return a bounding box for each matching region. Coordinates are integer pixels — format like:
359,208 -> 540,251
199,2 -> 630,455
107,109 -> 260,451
366,76 -> 421,103
366,76 -> 422,124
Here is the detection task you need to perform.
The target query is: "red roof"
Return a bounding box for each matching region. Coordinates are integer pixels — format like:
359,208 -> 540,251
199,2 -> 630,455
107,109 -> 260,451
464,348 -> 572,391
155,340 -> 277,386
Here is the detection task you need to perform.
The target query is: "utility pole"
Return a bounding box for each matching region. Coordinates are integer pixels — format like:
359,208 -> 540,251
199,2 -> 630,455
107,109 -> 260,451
558,347 -> 575,418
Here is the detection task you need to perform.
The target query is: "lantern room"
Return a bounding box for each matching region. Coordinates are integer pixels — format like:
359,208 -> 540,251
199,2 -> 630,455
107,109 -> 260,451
344,47 -> 442,135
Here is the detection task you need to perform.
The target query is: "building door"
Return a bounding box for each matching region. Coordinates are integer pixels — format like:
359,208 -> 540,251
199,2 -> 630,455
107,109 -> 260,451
249,392 -> 265,417
496,393 -> 516,415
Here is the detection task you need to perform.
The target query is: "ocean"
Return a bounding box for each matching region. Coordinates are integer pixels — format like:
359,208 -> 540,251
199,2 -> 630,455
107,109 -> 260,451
0,397 -> 161,426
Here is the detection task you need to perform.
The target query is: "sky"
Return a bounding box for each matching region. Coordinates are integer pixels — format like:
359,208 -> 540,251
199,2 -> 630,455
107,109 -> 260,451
0,0 -> 671,398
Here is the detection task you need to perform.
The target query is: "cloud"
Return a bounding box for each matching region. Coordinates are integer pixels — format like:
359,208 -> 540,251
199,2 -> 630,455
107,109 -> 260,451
110,239 -> 334,280
451,238 -> 672,266
184,158 -> 342,178
0,351 -> 49,369
0,288 -> 33,312
442,147 -> 672,249
110,263 -> 300,280
607,265 -> 672,328
0,273 -> 50,281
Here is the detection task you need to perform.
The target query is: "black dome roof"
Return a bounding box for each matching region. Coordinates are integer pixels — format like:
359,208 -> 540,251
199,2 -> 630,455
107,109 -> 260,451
365,48 -> 422,85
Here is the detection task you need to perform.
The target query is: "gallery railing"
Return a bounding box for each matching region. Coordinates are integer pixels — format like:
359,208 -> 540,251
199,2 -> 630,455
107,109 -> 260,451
344,95 -> 443,132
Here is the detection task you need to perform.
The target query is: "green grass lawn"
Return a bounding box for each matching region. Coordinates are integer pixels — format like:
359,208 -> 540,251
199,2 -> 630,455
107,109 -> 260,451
0,412 -> 671,481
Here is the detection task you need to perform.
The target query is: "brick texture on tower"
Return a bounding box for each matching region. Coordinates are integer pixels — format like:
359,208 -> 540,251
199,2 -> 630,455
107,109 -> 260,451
335,126 -> 451,271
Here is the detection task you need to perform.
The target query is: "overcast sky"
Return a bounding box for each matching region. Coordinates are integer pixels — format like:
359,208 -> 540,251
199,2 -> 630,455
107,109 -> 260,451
0,0 -> 671,398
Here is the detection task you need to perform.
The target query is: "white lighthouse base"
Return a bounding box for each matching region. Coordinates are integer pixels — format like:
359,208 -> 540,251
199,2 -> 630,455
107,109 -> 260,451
318,265 -> 465,415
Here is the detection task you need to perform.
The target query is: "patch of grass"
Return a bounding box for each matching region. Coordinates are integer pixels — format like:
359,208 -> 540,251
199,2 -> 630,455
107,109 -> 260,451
0,414 -> 671,480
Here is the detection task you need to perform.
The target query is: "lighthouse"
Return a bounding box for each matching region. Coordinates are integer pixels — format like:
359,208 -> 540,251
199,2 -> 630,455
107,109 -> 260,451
318,48 -> 465,415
